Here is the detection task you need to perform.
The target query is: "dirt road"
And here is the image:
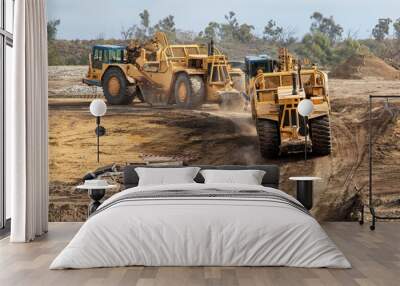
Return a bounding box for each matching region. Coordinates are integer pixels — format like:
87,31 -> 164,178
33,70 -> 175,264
48,66 -> 400,222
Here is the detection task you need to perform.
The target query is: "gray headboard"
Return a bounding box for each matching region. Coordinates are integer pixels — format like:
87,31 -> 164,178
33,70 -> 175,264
123,165 -> 280,189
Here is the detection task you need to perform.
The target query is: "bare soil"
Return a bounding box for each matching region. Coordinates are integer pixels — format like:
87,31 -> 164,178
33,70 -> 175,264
49,66 -> 400,222
330,54 -> 400,80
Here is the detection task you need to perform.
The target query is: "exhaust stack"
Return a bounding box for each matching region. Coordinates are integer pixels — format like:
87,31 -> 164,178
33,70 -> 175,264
292,72 -> 298,95
208,38 -> 214,56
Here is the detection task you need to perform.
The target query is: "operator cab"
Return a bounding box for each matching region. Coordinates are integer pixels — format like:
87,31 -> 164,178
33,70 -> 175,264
245,55 -> 278,78
91,45 -> 126,69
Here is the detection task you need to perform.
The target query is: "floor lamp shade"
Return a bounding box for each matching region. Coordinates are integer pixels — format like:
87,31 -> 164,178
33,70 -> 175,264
90,99 -> 107,117
298,99 -> 314,116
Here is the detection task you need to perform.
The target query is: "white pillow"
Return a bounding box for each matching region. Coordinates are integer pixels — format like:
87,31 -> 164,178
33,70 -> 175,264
135,167 -> 200,186
200,169 -> 266,185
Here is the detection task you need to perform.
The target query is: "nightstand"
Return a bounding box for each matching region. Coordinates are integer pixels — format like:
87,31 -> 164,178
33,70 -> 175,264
289,177 -> 321,210
77,180 -> 116,216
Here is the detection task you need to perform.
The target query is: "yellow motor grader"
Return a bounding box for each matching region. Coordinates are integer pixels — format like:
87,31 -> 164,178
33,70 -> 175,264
245,48 -> 332,157
83,32 -> 245,108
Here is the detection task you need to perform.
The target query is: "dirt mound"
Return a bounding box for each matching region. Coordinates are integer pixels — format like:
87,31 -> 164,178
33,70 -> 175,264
330,54 -> 400,80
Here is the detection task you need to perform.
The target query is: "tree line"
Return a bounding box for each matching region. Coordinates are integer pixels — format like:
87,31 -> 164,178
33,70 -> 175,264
47,10 -> 400,68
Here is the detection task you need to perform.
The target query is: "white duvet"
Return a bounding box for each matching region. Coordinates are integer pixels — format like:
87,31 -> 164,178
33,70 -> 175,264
50,183 -> 351,269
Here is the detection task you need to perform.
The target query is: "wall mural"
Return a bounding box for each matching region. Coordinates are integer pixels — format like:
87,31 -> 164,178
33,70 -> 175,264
47,2 -> 400,222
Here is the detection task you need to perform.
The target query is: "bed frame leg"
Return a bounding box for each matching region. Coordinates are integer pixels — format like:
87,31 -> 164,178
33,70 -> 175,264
359,204 -> 364,225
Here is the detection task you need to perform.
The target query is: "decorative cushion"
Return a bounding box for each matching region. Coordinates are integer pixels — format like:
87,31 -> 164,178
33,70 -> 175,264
135,167 -> 201,186
200,169 -> 266,185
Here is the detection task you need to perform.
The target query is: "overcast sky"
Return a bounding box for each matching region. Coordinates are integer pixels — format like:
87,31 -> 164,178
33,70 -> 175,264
47,0 -> 400,40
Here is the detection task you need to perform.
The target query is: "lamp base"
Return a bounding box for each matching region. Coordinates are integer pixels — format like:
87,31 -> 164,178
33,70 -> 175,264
296,181 -> 313,210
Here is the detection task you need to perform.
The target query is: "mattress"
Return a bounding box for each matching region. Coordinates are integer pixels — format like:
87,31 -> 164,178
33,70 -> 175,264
50,183 -> 351,269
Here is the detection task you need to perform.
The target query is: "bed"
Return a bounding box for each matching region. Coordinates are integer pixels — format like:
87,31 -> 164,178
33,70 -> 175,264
50,165 -> 351,269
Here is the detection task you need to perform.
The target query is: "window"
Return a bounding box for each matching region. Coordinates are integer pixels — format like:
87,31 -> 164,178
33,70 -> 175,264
5,44 -> 11,219
5,0 -> 13,33
109,49 -> 123,63
109,50 -> 116,62
94,48 -> 99,61
95,49 -> 103,61
1,0 -> 14,232
103,50 -> 109,63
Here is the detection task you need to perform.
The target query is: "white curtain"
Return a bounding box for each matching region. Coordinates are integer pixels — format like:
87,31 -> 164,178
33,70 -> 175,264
7,0 -> 49,242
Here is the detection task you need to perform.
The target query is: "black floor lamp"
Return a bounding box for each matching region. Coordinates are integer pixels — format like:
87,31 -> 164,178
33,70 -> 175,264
360,95 -> 400,230
89,99 -> 107,163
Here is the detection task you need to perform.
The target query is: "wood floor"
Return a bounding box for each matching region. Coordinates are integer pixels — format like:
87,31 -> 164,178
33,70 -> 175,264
0,222 -> 399,286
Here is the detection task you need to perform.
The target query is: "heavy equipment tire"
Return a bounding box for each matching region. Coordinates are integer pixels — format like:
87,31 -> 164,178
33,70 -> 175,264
174,74 -> 205,109
310,115 -> 332,155
102,68 -> 133,105
256,119 -> 280,158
